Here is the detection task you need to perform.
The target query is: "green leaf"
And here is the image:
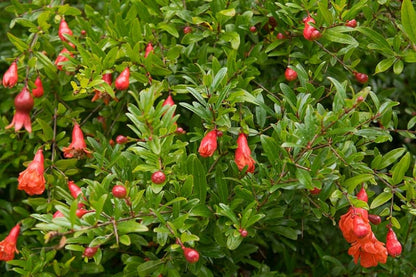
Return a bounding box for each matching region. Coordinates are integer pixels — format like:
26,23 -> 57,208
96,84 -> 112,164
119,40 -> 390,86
187,154 -> 207,203
318,0 -> 333,25
7,32 -> 28,52
221,31 -> 240,50
296,168 -> 313,190
393,60 -> 404,75
217,203 -> 239,225
227,232 -> 243,250
158,22 -> 179,38
137,260 -> 164,277
345,174 -> 374,193
356,27 -> 394,56
211,67 -> 227,92
401,0 -> 416,44
374,57 -> 395,74
117,220 -> 148,234
324,29 -> 358,46
373,148 -> 405,170
370,192 -> 392,209
391,152 -> 411,185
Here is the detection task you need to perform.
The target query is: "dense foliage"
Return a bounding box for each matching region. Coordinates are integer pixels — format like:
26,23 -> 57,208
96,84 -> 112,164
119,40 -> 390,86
1,0 -> 416,276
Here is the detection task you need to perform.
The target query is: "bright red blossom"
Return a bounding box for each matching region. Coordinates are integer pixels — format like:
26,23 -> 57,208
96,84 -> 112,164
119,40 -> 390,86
68,180 -> 82,199
6,87 -> 34,133
17,149 -> 46,195
115,67 -> 130,90
2,61 -> 18,88
339,207 -> 370,243
144,43 -> 154,58
348,232 -> 387,268
58,19 -> 73,42
235,133 -> 255,173
303,16 -> 321,41
53,211 -> 64,218
0,224 -> 20,261
32,77 -> 44,97
198,130 -> 218,157
62,124 -> 92,159
182,247 -> 199,263
162,95 -> 175,107
55,48 -> 73,71
386,228 -> 402,257
356,187 -> 368,202
92,73 -> 113,104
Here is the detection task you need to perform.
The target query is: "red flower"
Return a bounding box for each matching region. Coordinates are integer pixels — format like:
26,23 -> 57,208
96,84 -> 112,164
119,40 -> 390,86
356,187 -> 368,202
144,43 -> 154,58
18,149 -> 45,195
235,133 -> 255,173
58,19 -> 73,42
0,224 -> 20,261
62,123 -> 92,159
339,207 -> 370,243
6,87 -> 34,133
115,67 -> 129,90
386,227 -> 402,257
32,76 -> 44,98
162,95 -> 175,107
53,211 -> 64,218
55,48 -> 73,71
92,73 -> 113,105
2,61 -> 18,88
198,130 -> 218,157
303,16 -> 321,41
182,247 -> 199,263
348,232 -> 387,268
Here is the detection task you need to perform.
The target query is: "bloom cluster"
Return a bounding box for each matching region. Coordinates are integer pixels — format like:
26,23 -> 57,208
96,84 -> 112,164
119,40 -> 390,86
339,187 -> 402,267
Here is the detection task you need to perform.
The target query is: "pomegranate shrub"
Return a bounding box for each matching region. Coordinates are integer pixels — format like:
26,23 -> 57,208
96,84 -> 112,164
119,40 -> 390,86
0,0 -> 416,276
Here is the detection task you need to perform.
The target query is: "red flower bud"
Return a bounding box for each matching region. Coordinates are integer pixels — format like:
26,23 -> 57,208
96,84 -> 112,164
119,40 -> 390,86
144,43 -> 154,58
55,48 -> 73,71
151,171 -> 166,184
346,19 -> 357,28
32,77 -> 44,98
62,123 -> 92,159
249,26 -> 257,32
368,214 -> 381,225
303,16 -> 321,41
182,247 -> 199,263
3,61 -> 18,88
276,33 -> 286,39
183,26 -> 192,34
310,187 -> 321,195
83,246 -> 99,258
386,228 -> 402,257
354,72 -> 368,84
17,149 -> 45,195
356,187 -> 368,203
235,133 -> 255,173
239,228 -> 248,237
6,87 -> 34,133
162,95 -> 175,107
0,224 -> 20,261
76,208 -> 90,218
352,216 -> 370,238
198,130 -> 218,157
58,19 -> 73,42
285,67 -> 298,81
68,180 -> 82,199
112,185 -> 127,198
116,135 -> 128,144
53,211 -> 64,218
115,67 -> 130,90
92,73 -> 113,104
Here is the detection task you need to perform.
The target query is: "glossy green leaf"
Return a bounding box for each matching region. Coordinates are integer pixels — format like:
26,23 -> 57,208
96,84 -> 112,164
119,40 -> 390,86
401,0 -> 416,44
